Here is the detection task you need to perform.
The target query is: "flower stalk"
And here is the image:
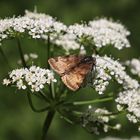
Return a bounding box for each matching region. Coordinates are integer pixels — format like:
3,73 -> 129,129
42,110 -> 55,140
0,46 -> 11,69
46,35 -> 50,69
16,38 -> 27,68
27,91 -> 49,113
42,35 -> 56,140
72,96 -> 113,106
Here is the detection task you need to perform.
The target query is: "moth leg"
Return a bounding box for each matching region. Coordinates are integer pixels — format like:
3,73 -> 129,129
80,71 -> 91,88
80,63 -> 96,88
91,64 -> 97,85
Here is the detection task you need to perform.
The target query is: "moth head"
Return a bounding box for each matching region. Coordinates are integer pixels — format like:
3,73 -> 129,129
80,56 -> 96,64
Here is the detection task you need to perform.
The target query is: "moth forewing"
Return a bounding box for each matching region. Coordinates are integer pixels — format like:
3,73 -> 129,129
48,55 -> 96,91
48,55 -> 84,75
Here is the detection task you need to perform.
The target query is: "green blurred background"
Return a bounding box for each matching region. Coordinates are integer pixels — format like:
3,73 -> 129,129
0,0 -> 140,140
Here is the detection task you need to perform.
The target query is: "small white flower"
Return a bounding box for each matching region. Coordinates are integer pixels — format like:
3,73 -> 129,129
3,79 -> 11,86
22,85 -> 27,90
16,79 -> 24,89
29,53 -> 38,59
114,124 -> 121,130
138,126 -> 140,132
52,79 -> 57,83
126,114 -> 137,123
104,125 -> 109,132
88,105 -> 92,109
126,58 -> 140,78
116,104 -> 123,111
24,54 -> 29,61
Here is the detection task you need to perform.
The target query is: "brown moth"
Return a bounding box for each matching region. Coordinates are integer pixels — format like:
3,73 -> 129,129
48,55 -> 96,91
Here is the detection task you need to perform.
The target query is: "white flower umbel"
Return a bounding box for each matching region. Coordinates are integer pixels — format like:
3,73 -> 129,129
0,10 -> 67,44
3,66 -> 57,92
0,12 -> 130,53
116,89 -> 140,128
126,58 -> 140,78
55,18 -> 130,52
94,55 -> 139,94
88,18 -> 130,49
82,108 -> 120,134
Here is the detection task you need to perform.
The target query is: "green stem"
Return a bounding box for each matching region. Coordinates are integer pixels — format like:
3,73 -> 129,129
47,35 -> 50,69
78,44 -> 82,55
73,97 -> 113,106
106,110 -> 126,116
40,90 -> 50,102
51,82 -> 55,99
0,46 -> 11,69
34,92 -> 46,100
42,110 -> 55,140
27,92 -> 49,113
17,38 -> 27,68
72,110 -> 83,116
46,35 -> 54,99
41,34 -> 56,140
58,110 -> 74,124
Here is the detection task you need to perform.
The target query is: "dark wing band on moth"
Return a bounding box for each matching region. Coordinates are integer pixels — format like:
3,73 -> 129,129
48,55 -> 84,76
